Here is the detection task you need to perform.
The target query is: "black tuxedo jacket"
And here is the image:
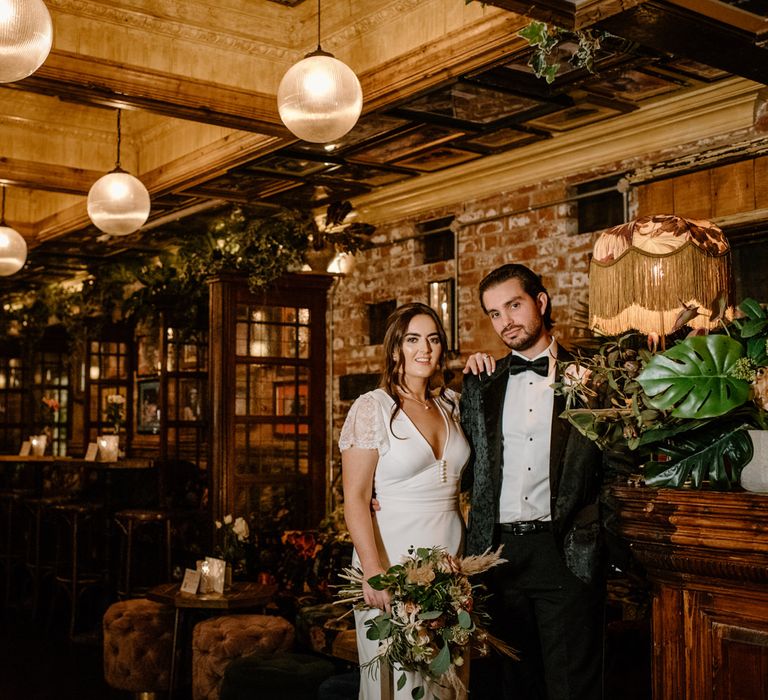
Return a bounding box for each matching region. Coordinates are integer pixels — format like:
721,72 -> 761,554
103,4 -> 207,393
460,347 -> 606,583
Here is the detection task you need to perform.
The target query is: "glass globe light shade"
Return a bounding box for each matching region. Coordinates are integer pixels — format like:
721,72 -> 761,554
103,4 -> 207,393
0,224 -> 27,276
277,51 -> 362,143
0,0 -> 53,83
326,251 -> 355,275
87,169 -> 150,236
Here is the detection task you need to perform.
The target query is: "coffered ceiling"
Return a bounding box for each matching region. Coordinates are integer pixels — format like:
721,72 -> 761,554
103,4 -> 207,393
1,0 -> 767,285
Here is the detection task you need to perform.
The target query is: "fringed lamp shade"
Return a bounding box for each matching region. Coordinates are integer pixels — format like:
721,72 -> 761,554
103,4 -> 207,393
589,215 -> 732,337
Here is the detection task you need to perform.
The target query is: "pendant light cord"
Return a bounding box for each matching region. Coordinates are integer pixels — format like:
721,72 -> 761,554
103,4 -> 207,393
316,0 -> 322,51
115,109 -> 122,170
0,186 -> 6,226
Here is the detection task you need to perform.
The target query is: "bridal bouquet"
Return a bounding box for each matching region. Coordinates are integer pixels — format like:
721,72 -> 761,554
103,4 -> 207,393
339,546 -> 516,699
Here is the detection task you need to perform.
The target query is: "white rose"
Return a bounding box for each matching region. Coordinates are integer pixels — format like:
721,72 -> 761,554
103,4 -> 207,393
233,517 -> 249,541
223,514 -> 233,525
215,520 -> 222,529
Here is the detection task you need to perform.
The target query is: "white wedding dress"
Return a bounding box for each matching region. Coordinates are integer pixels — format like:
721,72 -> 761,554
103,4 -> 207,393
339,388 -> 471,700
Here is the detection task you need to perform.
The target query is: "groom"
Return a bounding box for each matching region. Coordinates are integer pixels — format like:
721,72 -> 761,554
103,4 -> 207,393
460,263 -> 612,700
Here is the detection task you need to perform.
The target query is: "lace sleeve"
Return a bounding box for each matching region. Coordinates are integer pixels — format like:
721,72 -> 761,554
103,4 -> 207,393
339,393 -> 389,455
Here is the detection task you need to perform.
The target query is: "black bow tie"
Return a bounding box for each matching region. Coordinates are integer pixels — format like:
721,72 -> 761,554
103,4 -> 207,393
508,355 -> 550,377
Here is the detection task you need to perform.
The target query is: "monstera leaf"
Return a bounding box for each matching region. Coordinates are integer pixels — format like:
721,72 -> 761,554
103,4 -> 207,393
637,335 -> 750,418
643,421 -> 753,489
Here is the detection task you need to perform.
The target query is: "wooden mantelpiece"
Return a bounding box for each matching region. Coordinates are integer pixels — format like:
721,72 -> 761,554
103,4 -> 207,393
611,486 -> 768,700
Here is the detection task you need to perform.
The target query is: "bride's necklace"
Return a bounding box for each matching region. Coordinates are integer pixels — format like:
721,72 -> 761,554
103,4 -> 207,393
402,393 -> 432,411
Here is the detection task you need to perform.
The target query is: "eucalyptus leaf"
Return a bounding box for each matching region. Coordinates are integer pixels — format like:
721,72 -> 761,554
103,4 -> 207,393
418,610 -> 443,620
638,335 -> 750,418
429,642 -> 451,677
458,608 -> 473,629
397,673 -> 407,691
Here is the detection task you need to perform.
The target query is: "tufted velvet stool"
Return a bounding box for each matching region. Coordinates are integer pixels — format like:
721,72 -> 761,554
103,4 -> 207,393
191,614 -> 295,700
103,598 -> 175,698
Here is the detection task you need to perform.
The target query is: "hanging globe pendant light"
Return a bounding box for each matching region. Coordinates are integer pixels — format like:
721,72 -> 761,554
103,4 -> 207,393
0,0 -> 53,83
277,0 -> 362,143
87,110 -> 150,236
0,186 -> 27,276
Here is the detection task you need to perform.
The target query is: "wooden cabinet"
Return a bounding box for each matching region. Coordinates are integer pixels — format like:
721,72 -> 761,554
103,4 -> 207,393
611,486 -> 768,700
208,272 -> 333,530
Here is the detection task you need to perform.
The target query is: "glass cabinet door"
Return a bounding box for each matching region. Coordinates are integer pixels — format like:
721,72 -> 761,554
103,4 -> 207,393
210,273 -> 332,533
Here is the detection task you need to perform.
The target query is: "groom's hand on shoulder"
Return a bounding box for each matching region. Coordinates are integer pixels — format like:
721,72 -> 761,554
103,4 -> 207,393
463,352 -> 496,376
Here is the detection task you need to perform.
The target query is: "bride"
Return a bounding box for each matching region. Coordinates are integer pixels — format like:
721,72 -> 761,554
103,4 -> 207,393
340,302 -> 471,699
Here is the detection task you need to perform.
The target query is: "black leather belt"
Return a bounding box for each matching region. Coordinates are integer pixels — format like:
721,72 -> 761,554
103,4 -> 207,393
495,520 -> 552,535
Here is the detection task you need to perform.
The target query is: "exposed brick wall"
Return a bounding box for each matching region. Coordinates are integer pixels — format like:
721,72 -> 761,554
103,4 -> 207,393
329,180 -> 601,449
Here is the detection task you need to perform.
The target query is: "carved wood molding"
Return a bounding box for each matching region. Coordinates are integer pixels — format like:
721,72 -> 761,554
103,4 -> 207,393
0,157 -> 102,196
611,485 -> 768,585
16,51 -> 290,135
630,544 -> 768,585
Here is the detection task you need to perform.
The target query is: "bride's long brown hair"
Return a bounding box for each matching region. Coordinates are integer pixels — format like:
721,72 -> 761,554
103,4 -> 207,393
379,302 -> 456,430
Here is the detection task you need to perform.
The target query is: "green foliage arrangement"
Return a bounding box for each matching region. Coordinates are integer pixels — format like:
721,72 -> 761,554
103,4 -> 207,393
555,298 -> 768,489
518,20 -> 608,83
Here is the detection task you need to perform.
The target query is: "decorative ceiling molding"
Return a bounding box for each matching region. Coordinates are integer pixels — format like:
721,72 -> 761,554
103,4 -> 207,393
49,0 -> 294,60
351,78 -> 762,224
359,13 -> 528,111
322,0 -> 450,54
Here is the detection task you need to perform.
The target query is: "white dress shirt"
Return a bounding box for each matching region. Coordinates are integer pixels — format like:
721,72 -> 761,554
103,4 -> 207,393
498,339 -> 557,523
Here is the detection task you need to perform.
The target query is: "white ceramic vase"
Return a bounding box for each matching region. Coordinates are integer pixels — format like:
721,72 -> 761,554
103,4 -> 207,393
97,434 -> 120,462
740,430 -> 768,493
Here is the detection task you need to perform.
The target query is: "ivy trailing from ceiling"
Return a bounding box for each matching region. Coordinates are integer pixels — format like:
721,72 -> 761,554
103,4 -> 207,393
0,202 -> 375,351
518,20 -> 609,84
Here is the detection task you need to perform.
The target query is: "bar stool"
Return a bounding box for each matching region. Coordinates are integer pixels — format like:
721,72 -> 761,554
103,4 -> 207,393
114,508 -> 172,598
23,494 -> 71,621
51,501 -> 109,638
0,489 -> 33,611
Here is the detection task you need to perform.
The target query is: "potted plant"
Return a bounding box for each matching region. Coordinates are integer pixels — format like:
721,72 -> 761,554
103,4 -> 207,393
556,298 -> 768,489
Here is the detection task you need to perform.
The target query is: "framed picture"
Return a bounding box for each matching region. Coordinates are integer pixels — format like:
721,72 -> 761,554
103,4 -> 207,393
180,379 -> 203,421
428,279 -> 457,352
524,101 -> 626,132
273,381 -> 308,435
137,379 -> 161,434
348,124 -> 465,165
393,147 -> 480,173
180,343 -> 199,370
583,67 -> 687,104
136,334 -> 160,376
395,81 -> 543,127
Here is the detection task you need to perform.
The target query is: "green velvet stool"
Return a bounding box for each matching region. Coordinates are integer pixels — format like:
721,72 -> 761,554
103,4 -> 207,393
220,652 -> 336,700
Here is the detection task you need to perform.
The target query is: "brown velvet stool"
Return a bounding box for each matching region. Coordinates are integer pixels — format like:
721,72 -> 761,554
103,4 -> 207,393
103,598 -> 175,699
114,508 -> 172,598
51,501 -> 109,637
191,614 -> 295,700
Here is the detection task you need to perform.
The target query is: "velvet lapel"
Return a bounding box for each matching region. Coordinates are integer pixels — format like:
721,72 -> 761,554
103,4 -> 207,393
481,356 -> 513,497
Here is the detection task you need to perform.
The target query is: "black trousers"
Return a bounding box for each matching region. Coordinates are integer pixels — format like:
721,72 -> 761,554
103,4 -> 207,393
470,530 -> 603,700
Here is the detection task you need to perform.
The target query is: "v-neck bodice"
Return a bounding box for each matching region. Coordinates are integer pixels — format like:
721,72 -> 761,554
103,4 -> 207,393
400,396 -> 449,462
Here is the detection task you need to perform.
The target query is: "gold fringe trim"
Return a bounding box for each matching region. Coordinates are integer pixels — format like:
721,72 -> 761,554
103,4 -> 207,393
589,242 -> 732,336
